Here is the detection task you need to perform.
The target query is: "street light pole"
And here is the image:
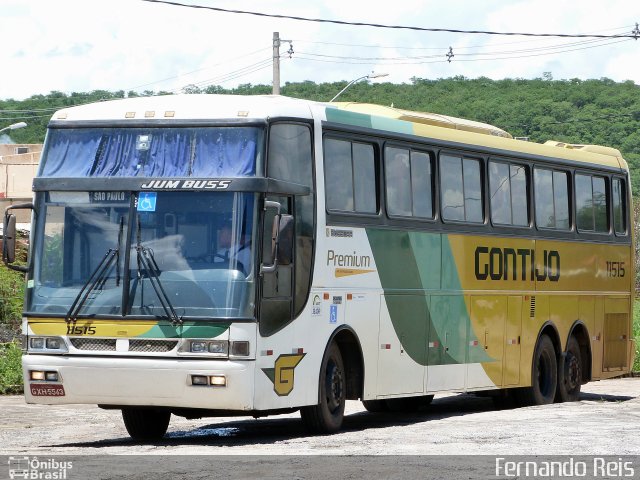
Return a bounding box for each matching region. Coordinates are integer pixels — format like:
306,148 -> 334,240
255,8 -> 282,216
0,122 -> 27,134
329,72 -> 389,102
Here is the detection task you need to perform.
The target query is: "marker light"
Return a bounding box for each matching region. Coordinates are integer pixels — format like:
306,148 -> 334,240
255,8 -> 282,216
191,375 -> 208,386
209,375 -> 227,387
45,372 -> 59,382
231,341 -> 250,356
30,371 -> 45,381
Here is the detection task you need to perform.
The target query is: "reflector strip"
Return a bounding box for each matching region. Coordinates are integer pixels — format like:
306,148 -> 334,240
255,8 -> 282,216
469,340 -> 479,346
428,341 -> 439,348
380,344 -> 391,350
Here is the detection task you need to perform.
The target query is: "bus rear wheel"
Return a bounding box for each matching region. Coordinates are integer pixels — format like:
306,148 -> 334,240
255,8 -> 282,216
300,343 -> 346,433
122,408 -> 171,441
516,334 -> 557,406
556,336 -> 582,402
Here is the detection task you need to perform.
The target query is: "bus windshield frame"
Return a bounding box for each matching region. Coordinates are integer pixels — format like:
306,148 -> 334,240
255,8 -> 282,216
27,190 -> 259,321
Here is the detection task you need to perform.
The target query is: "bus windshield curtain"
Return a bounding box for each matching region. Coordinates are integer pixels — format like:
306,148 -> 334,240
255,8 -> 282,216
41,127 -> 258,178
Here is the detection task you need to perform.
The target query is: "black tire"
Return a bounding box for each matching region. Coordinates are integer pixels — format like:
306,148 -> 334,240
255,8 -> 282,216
122,408 -> 171,441
491,390 -> 516,410
515,334 -> 557,406
300,343 -> 346,433
556,336 -> 582,403
362,399 -> 389,413
385,395 -> 434,412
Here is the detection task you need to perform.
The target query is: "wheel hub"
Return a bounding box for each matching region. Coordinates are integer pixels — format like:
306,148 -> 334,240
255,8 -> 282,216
326,362 -> 344,412
565,353 -> 581,391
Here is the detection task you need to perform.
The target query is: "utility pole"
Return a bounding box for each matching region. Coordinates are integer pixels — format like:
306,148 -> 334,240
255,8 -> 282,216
272,32 -> 292,95
273,32 -> 281,95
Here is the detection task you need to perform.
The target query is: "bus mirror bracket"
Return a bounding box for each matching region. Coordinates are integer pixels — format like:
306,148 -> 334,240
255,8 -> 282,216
3,203 -> 34,273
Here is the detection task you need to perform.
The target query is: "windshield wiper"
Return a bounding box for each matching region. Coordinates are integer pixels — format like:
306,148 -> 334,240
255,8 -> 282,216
66,216 -> 124,322
135,218 -> 182,326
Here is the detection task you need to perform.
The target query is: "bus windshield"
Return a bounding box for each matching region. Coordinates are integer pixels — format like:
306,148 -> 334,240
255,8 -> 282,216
39,126 -> 261,178
28,191 -> 257,320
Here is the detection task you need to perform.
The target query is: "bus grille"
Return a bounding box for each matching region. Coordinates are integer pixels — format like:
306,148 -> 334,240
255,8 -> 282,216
70,338 -> 117,351
129,339 -> 179,353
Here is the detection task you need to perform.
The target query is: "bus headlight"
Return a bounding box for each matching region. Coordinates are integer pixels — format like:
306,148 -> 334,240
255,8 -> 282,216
207,341 -> 228,355
179,339 -> 229,358
28,336 -> 68,354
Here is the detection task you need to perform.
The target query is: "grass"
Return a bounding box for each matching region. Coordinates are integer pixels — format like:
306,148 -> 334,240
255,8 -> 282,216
0,341 -> 23,394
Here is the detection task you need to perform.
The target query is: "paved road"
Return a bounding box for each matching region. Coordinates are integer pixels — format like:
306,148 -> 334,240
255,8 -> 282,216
1,377 -> 638,456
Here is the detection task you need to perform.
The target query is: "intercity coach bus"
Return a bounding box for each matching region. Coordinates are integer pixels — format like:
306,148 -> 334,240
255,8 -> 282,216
4,94 -> 634,440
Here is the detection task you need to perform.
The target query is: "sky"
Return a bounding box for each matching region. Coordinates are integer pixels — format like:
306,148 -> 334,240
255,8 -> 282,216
1,0 -> 639,100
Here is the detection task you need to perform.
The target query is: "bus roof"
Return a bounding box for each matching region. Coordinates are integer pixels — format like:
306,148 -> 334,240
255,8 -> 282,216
327,102 -> 627,172
51,94 -> 315,123
50,94 -> 627,172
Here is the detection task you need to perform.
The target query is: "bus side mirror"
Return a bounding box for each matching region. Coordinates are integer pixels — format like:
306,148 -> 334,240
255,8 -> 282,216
276,214 -> 294,266
3,203 -> 33,273
261,201 -> 294,274
3,214 -> 17,264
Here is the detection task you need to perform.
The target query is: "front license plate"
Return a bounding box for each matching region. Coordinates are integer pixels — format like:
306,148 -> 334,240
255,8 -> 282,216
30,384 -> 65,396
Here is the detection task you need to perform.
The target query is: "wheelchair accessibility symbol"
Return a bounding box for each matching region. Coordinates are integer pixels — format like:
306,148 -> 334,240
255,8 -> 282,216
137,192 -> 157,212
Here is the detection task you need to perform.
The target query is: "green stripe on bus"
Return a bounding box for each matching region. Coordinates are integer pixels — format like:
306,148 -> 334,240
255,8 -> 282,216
139,323 -> 230,339
325,108 -> 373,129
325,107 -> 414,135
366,228 -> 491,365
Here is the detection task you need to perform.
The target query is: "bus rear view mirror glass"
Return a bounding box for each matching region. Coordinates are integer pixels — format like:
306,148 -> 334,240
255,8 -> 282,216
3,213 -> 17,264
3,203 -> 33,273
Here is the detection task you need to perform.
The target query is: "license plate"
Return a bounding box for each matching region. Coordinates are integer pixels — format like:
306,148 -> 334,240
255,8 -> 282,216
30,384 -> 65,397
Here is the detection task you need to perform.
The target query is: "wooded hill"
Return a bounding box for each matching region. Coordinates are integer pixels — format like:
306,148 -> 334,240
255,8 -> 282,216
2,76 -> 639,192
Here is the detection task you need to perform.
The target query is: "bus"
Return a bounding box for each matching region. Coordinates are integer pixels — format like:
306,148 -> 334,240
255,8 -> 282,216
4,94 -> 634,440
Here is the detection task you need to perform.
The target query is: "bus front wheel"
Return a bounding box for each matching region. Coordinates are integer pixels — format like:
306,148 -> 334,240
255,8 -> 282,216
516,334 -> 557,406
300,343 -> 346,433
122,408 -> 171,441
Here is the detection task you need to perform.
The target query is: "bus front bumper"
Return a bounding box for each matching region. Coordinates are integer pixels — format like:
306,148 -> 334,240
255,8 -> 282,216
22,354 -> 255,410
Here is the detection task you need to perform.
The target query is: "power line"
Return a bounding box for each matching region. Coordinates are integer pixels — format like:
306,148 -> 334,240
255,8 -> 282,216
293,37 -> 631,66
140,0 -> 640,39
125,47 -> 271,92
293,25 -> 636,51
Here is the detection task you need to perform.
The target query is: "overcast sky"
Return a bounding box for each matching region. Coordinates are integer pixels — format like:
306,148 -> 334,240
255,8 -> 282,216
1,0 -> 639,100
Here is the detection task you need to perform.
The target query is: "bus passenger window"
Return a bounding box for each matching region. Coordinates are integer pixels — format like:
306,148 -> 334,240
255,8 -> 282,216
440,154 -> 482,223
576,174 -> 608,233
490,162 -> 511,225
489,162 -> 529,227
534,168 -> 570,230
353,143 -> 377,213
385,147 -> 412,216
324,137 -> 376,214
613,178 -> 626,235
385,146 -> 434,218
411,151 -> 433,218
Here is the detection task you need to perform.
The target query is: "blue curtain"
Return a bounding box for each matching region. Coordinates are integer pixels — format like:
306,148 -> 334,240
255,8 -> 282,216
192,129 -> 256,176
41,127 -> 259,178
